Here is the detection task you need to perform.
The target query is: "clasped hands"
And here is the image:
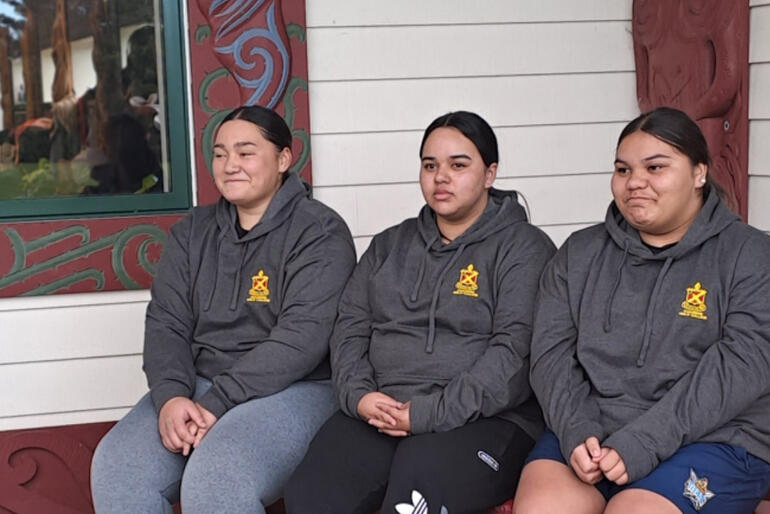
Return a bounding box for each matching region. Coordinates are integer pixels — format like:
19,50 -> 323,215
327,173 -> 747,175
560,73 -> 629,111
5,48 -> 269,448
158,396 -> 218,456
357,392 -> 411,437
570,436 -> 628,485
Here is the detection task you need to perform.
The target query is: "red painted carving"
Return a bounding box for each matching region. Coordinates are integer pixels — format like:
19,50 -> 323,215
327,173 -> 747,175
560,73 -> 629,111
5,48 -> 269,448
0,422 -> 114,513
189,0 -> 312,205
633,0 -> 750,220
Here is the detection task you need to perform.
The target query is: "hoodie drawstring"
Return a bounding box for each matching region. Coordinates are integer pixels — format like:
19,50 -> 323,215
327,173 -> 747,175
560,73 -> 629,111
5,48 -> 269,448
410,235 -> 439,302
425,243 -> 466,353
636,256 -> 673,366
229,243 -> 248,310
203,232 -> 226,312
604,241 -> 629,332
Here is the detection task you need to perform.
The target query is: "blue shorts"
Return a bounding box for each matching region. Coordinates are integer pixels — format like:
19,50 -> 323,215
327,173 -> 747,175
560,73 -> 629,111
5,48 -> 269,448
525,430 -> 770,513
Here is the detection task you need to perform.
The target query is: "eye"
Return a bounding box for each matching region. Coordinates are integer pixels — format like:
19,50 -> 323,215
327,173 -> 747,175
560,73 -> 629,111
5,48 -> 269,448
422,162 -> 436,171
451,162 -> 467,170
648,164 -> 663,172
614,166 -> 630,174
213,152 -> 225,159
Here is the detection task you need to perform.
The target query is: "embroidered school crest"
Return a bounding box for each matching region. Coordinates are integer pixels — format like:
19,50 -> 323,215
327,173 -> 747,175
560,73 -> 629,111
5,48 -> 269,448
246,269 -> 270,303
683,468 -> 715,510
678,281 -> 708,320
453,264 -> 479,298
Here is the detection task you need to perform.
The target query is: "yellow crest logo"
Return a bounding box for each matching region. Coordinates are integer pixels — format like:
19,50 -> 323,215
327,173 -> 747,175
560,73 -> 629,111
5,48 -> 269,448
678,281 -> 707,320
246,269 -> 270,303
453,264 -> 479,298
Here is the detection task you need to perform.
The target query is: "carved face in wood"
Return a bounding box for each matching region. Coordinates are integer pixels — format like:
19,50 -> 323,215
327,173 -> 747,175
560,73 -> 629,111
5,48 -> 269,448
612,130 -> 707,246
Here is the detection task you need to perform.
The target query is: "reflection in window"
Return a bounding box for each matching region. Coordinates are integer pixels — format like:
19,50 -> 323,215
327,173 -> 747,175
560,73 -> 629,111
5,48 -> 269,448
0,0 -> 168,199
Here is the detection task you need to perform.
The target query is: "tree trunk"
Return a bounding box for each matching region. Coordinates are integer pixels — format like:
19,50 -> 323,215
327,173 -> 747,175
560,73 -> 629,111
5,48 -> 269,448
20,3 -> 43,120
89,0 -> 124,152
0,26 -> 14,131
51,0 -> 74,103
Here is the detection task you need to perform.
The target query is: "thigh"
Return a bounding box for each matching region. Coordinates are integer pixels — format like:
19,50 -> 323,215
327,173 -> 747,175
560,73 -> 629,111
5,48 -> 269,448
182,381 -> 338,511
91,392 -> 187,511
624,442 -> 770,514
383,418 -> 535,514
284,410 -> 399,514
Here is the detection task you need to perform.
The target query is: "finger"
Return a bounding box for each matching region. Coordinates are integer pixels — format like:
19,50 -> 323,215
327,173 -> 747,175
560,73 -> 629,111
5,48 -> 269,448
165,429 -> 184,451
373,394 -> 404,409
188,404 -> 207,428
193,428 -> 207,448
173,416 -> 196,445
614,472 -> 629,486
598,451 -> 620,473
585,437 -> 602,461
368,417 -> 393,430
573,446 -> 597,474
379,428 -> 409,437
602,460 -> 626,482
580,469 -> 603,485
373,404 -> 399,425
182,442 -> 191,457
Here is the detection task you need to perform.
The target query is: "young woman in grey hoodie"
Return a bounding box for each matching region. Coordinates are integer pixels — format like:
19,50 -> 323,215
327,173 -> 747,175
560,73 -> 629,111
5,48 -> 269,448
90,106 -> 356,513
285,111 -> 556,513
516,107 -> 770,514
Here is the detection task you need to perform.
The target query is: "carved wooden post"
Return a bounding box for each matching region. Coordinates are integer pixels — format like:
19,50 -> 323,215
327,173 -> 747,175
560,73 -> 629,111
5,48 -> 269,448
19,1 -> 42,120
51,0 -> 74,103
0,26 -> 14,130
89,0 -> 124,152
633,0 -> 750,220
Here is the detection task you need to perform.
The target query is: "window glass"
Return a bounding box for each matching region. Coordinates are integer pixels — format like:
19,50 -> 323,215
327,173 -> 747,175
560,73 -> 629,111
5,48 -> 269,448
0,0 -> 189,218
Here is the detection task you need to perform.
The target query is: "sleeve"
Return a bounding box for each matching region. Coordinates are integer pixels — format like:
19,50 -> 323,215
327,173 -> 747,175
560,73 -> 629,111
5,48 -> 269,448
329,244 -> 379,420
196,219 -> 357,418
143,215 -> 198,413
602,237 -> 770,482
529,242 -> 610,461
409,231 -> 557,434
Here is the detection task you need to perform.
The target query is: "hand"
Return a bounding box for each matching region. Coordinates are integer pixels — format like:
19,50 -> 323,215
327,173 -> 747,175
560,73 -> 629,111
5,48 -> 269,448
357,392 -> 405,433
192,403 -> 218,448
158,396 -> 205,454
569,436 -> 606,484
375,401 -> 411,437
598,448 -> 629,485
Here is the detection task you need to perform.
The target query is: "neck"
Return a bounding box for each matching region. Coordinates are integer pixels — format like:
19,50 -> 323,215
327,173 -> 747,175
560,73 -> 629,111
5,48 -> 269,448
639,197 -> 703,247
236,204 -> 269,231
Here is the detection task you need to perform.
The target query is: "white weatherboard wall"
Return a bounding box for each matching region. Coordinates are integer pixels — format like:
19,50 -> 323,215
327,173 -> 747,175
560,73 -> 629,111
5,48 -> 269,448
0,0 -> 672,431
749,1 -> 770,232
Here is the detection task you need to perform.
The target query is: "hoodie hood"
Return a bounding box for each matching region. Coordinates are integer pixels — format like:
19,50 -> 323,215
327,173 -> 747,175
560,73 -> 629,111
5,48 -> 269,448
411,187 -> 529,353
204,172 -> 310,311
601,186 -> 740,365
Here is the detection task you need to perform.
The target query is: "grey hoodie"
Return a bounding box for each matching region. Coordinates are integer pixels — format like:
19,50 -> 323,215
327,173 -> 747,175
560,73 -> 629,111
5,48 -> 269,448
143,173 -> 356,417
331,189 -> 556,437
530,187 -> 770,482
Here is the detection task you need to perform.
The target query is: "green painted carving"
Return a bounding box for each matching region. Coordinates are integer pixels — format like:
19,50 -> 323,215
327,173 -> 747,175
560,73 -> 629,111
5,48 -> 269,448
196,24 -> 211,43
283,76 -> 308,129
286,23 -> 306,43
289,128 -> 310,175
22,270 -> 105,296
112,225 -> 168,289
199,67 -> 229,115
0,224 -> 167,292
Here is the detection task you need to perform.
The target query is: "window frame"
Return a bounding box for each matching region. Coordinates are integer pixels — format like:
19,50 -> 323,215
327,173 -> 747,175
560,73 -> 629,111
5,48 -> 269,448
1,0 -> 191,220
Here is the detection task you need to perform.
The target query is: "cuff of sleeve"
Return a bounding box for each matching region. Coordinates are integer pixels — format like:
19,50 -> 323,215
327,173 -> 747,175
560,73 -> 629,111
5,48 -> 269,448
409,394 -> 439,434
343,388 -> 370,421
150,382 -> 192,413
196,386 -> 231,419
603,430 -> 657,483
559,421 -> 607,464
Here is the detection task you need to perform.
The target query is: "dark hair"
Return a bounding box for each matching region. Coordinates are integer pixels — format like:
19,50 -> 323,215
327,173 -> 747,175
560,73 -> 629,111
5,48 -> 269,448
419,111 -> 498,167
220,105 -> 292,151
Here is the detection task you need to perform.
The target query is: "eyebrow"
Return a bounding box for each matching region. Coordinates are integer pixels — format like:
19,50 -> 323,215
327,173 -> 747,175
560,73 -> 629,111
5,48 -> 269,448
615,153 -> 672,165
213,141 -> 258,149
421,154 -> 472,161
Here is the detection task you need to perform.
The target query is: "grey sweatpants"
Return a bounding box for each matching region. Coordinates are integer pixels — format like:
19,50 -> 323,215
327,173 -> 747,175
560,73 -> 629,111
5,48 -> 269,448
90,377 -> 336,514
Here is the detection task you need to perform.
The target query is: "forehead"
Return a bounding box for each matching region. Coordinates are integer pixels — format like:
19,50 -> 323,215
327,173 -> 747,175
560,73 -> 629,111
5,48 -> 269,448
214,119 -> 265,143
422,126 -> 480,156
616,130 -> 683,159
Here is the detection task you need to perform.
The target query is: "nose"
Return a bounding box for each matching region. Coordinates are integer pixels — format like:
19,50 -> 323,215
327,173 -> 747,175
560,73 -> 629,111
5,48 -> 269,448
626,168 -> 647,189
434,164 -> 450,183
224,154 -> 240,173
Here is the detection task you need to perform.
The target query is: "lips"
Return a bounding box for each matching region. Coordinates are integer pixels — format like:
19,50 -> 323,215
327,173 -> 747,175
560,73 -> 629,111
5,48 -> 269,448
433,189 -> 452,200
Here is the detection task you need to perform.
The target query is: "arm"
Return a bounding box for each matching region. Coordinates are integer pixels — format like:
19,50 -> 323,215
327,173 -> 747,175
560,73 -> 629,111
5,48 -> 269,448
602,238 -> 770,482
196,220 -> 357,417
329,245 -> 379,419
529,244 -> 609,462
409,232 -> 556,434
143,215 -> 197,412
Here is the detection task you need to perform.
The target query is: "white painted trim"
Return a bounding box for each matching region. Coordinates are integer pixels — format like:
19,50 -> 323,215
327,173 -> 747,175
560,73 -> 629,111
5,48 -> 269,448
0,289 -> 151,313
0,407 -> 132,431
181,0 -> 199,206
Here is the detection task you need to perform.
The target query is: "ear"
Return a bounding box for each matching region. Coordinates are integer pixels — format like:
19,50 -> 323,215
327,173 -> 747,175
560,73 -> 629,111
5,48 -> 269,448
484,163 -> 498,189
693,163 -> 707,190
277,147 -> 293,174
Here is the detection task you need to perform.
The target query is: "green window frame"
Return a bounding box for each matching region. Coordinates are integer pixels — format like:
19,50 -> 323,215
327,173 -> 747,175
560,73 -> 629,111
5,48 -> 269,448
1,0 -> 191,220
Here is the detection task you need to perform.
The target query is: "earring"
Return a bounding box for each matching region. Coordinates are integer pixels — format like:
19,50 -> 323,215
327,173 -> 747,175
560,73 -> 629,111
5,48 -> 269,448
700,178 -> 707,184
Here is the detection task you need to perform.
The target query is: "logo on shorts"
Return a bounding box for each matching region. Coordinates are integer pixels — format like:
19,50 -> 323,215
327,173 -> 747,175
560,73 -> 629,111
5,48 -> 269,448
395,490 -> 448,514
683,468 -> 715,511
246,269 -> 270,303
678,281 -> 708,320
453,264 -> 479,298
